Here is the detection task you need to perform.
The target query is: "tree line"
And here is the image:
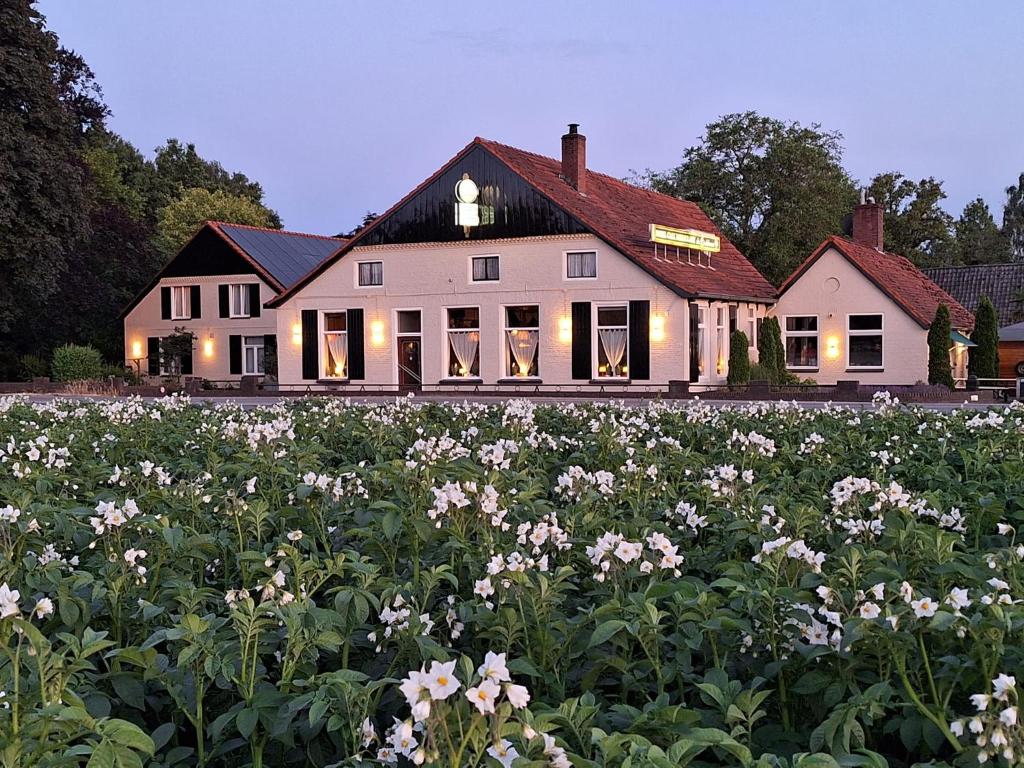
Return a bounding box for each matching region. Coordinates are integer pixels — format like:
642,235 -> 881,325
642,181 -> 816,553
637,112 -> 1024,286
0,2 -> 282,378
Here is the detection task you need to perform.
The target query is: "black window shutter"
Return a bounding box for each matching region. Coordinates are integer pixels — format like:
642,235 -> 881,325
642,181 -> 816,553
248,284 -> 261,317
301,310 -> 318,380
190,285 -> 201,319
347,308 -> 365,380
628,300 -> 650,380
571,302 -> 591,380
263,334 -> 277,374
229,334 -> 242,375
180,346 -> 193,375
160,287 -> 171,320
147,337 -> 161,375
219,285 -> 229,318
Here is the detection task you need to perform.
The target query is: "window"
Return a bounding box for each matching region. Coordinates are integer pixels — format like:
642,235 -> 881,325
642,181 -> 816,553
358,261 -> 383,287
848,314 -> 883,368
471,256 -> 499,282
171,286 -> 191,320
747,307 -> 758,350
729,306 -> 738,335
446,307 -> 480,378
229,284 -> 250,318
243,336 -> 265,375
785,316 -> 819,369
716,306 -> 728,376
689,304 -> 707,381
566,251 -> 597,279
505,305 -> 539,377
397,310 -> 421,334
596,305 -> 628,378
322,312 -> 348,378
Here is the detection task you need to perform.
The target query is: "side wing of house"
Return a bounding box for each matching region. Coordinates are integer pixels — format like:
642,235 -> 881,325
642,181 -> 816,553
774,246 -> 927,385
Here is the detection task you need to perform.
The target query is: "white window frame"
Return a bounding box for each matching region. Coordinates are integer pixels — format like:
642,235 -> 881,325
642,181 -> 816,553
502,304 -> 540,379
594,303 -> 629,379
469,254 -> 500,284
171,285 -> 191,320
692,301 -> 710,381
715,305 -> 729,377
320,310 -> 349,380
783,314 -> 820,371
746,306 -> 758,351
846,313 -> 885,370
564,250 -> 598,280
242,335 -> 265,375
444,306 -> 481,379
229,284 -> 251,318
356,260 -> 384,288
393,307 -> 423,385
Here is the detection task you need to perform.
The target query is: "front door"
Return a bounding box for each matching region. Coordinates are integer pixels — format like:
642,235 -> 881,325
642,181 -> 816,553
398,337 -> 421,390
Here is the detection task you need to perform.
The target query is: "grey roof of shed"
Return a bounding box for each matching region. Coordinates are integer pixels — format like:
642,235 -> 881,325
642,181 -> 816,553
923,263 -> 1024,328
1000,321 -> 1024,342
214,223 -> 347,290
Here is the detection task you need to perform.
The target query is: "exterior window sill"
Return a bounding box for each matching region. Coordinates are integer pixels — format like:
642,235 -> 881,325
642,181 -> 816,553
496,377 -> 542,385
590,378 -> 632,385
317,378 -> 350,385
439,377 -> 483,385
788,368 -> 819,373
846,368 -> 883,373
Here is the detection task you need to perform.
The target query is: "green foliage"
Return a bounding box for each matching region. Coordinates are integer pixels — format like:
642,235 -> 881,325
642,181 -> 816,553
51,343 -> 103,381
867,172 -> 954,266
18,353 -> 50,381
727,330 -> 751,385
756,316 -> 786,383
927,304 -> 954,387
155,187 -> 278,256
642,112 -> 856,285
944,197 -> 1011,265
1003,171 -> 1024,263
969,295 -> 1000,379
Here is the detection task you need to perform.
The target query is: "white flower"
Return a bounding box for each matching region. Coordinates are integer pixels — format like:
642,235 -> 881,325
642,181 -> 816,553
997,523 -> 1013,535
613,540 -> 642,563
0,583 -> 21,619
950,720 -> 964,737
505,683 -> 530,709
911,597 -> 937,618
465,678 -> 500,714
286,530 -> 303,542
946,587 -> 971,611
33,597 -> 54,619
474,578 -> 494,598
486,740 -> 520,768
360,717 -> 377,747
858,602 -> 881,620
477,651 -> 510,684
993,673 -> 1016,701
399,668 -> 427,707
1000,706 -> 1017,727
971,693 -> 992,711
424,660 -> 460,701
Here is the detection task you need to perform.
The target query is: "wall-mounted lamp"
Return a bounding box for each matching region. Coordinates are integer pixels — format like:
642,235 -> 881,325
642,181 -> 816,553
131,340 -> 143,359
825,336 -> 841,360
370,319 -> 385,346
558,317 -> 572,343
203,335 -> 215,358
650,314 -> 666,343
291,322 -> 302,345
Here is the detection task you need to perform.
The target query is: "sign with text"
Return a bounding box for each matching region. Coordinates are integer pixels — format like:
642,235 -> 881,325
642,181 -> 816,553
649,224 -> 721,252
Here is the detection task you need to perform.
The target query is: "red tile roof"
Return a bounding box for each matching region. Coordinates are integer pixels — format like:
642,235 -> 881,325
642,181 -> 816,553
269,137 -> 777,307
780,236 -> 975,330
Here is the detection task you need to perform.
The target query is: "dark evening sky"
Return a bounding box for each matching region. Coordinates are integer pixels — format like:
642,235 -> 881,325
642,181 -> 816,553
40,1 -> 1024,236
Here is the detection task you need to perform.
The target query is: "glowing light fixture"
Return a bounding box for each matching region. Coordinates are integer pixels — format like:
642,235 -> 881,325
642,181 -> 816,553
650,314 -> 666,342
558,317 -> 572,343
203,336 -> 214,358
131,340 -> 142,358
370,319 -> 385,346
291,322 -> 302,345
826,335 -> 841,360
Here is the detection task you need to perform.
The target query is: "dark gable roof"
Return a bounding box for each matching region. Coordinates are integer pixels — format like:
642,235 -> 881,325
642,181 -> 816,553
269,136 -> 777,307
119,222 -> 346,319
922,263 -> 1024,328
780,236 -> 975,330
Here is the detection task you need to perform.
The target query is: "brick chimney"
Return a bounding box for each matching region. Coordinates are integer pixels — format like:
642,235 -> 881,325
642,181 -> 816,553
561,123 -> 586,194
852,189 -> 884,250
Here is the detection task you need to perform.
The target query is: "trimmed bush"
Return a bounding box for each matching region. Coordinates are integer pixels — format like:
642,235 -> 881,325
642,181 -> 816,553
727,330 -> 751,385
51,344 -> 103,382
969,295 -> 999,380
19,353 -> 49,380
927,304 -> 954,388
757,317 -> 786,383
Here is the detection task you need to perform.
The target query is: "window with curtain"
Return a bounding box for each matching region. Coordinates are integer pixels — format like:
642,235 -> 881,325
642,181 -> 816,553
171,286 -> 191,319
566,251 -> 597,279
715,306 -> 728,375
471,256 -> 499,282
229,284 -> 250,317
323,312 -> 348,378
785,316 -> 819,369
505,305 -> 539,377
358,262 -> 383,286
243,336 -> 265,375
446,307 -> 480,377
596,305 -> 628,378
848,314 -> 883,368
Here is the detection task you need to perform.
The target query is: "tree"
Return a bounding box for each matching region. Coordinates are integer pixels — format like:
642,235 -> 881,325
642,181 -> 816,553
641,112 -> 856,285
866,173 -> 953,266
756,317 -> 785,383
969,296 -> 1000,380
155,187 -> 279,255
1003,172 -> 1024,262
341,211 -> 379,238
727,330 -> 751,385
927,304 -> 954,387
0,1 -> 94,374
945,198 -> 1011,265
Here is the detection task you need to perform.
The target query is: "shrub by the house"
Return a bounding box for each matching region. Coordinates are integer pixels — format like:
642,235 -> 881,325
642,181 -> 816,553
969,295 -> 999,380
727,330 -> 751,385
51,344 -> 103,382
927,304 -> 954,388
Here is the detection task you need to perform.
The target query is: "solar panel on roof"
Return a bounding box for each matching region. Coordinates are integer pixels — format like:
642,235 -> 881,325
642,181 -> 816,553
218,225 -> 342,289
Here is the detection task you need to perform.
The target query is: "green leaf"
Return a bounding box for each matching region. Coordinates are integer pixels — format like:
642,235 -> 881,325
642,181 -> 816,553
237,708 -> 259,739
588,619 -> 628,648
796,754 -> 842,768
100,719 -> 155,755
109,673 -> 146,711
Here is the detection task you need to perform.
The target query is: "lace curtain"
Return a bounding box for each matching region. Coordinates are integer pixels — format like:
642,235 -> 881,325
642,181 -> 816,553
505,329 -> 538,376
448,330 -> 479,376
326,333 -> 348,377
598,328 -> 627,375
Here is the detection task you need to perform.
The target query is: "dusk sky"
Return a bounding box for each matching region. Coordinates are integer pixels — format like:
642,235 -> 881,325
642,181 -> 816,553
40,1 -> 1024,237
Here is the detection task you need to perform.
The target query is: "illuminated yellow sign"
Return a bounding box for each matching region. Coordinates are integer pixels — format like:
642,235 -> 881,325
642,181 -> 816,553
649,224 -> 720,252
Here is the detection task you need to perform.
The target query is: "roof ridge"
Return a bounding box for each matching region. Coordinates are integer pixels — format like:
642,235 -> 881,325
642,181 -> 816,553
210,220 -> 347,242
923,262 -> 1023,271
